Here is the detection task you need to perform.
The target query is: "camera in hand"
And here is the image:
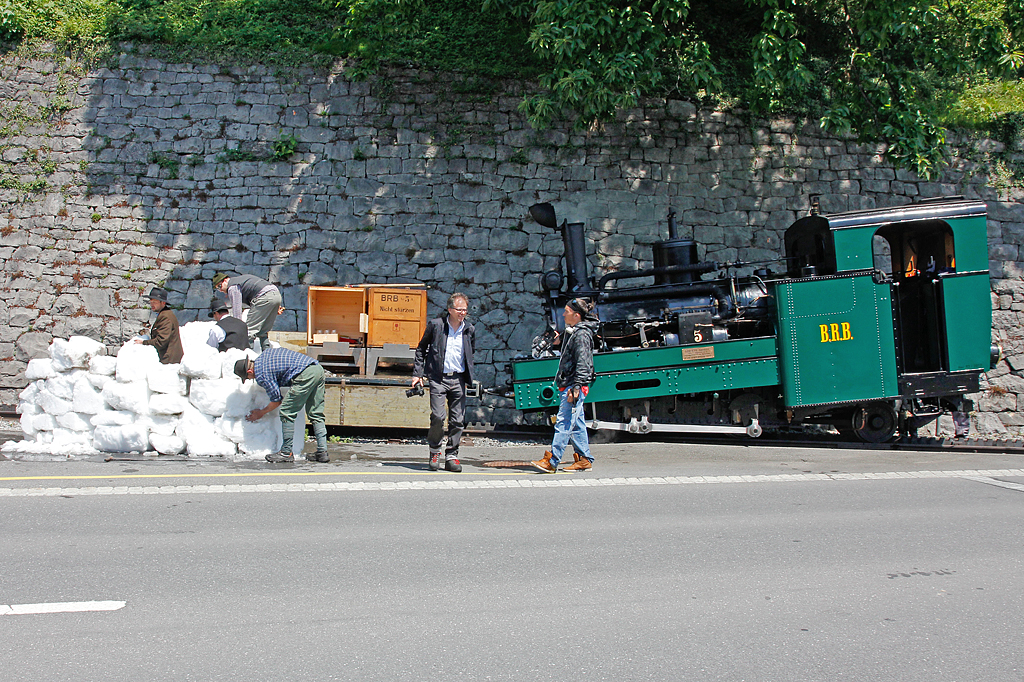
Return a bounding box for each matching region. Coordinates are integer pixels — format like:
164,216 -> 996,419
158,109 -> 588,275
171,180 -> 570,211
405,384 -> 425,398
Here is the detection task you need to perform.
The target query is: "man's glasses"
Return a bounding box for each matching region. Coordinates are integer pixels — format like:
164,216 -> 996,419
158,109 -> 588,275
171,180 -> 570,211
450,308 -> 468,313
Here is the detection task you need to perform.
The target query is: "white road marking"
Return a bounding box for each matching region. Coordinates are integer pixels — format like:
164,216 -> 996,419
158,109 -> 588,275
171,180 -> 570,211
0,469 -> 1021,496
963,476 -> 1024,493
1,601 -> 126,615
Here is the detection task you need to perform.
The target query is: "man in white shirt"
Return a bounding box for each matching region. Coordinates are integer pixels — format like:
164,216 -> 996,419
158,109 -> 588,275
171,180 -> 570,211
412,293 -> 476,472
206,299 -> 250,352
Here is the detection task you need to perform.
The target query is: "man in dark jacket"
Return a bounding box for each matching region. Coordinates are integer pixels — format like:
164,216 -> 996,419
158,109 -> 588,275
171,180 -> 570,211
412,292 -> 475,472
532,298 -> 599,473
206,299 -> 250,352
212,272 -> 282,352
133,287 -> 183,364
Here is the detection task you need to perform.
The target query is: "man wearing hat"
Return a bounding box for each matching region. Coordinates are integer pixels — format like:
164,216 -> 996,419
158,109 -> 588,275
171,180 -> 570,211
206,299 -> 250,352
234,348 -> 329,463
133,287 -> 183,364
212,272 -> 282,352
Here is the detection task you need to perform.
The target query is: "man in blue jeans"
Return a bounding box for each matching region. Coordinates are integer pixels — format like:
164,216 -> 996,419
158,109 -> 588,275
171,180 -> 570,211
531,298 -> 599,473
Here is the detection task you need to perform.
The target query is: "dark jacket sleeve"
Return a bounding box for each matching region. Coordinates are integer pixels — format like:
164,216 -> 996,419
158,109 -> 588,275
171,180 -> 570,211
413,321 -> 435,379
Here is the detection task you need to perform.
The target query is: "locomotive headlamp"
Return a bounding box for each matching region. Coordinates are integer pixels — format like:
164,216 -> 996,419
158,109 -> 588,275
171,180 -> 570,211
542,270 -> 563,295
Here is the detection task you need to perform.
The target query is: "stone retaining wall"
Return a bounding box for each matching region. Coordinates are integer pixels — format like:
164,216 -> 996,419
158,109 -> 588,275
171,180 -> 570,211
1,45 -> 1022,432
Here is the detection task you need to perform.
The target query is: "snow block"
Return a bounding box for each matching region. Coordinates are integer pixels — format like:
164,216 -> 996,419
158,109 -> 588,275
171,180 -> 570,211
180,320 -> 218,355
217,415 -> 282,458
91,410 -> 135,426
102,381 -> 151,414
149,393 -> 189,415
145,414 -> 180,437
150,434 -> 186,455
189,378 -> 237,416
44,373 -> 76,401
72,376 -> 106,414
115,343 -> 159,383
37,390 -> 72,416
57,412 -> 93,432
89,355 -> 117,376
148,363 -> 186,395
32,413 -> 56,431
177,404 -> 236,457
179,345 -> 222,380
52,336 -> 107,370
25,359 -> 57,380
93,424 -> 150,453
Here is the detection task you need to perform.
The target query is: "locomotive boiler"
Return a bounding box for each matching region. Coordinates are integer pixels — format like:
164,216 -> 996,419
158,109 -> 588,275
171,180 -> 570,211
510,198 -> 999,442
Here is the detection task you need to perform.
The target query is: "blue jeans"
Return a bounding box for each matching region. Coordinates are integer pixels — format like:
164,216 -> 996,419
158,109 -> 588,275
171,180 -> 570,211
549,388 -> 592,467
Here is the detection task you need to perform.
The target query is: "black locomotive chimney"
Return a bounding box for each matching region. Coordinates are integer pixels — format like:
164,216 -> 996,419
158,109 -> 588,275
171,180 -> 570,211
562,221 -> 591,294
652,207 -> 699,285
529,203 -> 593,294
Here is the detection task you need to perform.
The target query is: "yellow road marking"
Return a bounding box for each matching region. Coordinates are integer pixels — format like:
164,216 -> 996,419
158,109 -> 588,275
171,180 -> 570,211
0,469 -> 550,482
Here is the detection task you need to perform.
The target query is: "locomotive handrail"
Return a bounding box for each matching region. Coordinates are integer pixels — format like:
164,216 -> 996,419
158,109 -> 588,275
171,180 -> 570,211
596,262 -> 719,290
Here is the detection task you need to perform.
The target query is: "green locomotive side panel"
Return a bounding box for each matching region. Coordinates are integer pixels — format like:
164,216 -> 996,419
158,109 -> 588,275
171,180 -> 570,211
512,337 -> 779,411
832,227 -> 875,272
941,273 -> 992,371
514,359 -> 780,410
774,273 -> 898,407
945,215 -> 989,272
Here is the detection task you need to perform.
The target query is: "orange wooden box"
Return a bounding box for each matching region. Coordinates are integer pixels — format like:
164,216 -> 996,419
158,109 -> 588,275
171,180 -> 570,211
306,286 -> 367,346
366,287 -> 428,348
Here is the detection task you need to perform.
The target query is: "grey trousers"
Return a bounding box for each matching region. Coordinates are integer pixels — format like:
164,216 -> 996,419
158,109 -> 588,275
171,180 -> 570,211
428,375 -> 466,459
247,287 -> 282,350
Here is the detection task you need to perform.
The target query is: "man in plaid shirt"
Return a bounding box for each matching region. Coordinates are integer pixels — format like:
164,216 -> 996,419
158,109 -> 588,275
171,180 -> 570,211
234,347 -> 329,463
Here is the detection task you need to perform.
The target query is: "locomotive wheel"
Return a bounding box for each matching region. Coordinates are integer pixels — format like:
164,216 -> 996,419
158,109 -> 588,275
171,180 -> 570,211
851,402 -> 898,443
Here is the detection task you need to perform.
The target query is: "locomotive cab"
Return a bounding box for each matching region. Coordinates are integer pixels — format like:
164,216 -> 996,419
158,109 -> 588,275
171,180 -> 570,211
777,198 -> 993,439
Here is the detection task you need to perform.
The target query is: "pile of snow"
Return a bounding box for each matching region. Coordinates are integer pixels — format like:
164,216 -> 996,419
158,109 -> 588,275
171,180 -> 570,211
4,325 -> 286,461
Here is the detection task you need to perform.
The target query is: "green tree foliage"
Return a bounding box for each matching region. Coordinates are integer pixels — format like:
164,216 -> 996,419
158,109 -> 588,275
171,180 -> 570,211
0,0 -> 343,60
333,0 -> 540,76
477,0 -> 1022,178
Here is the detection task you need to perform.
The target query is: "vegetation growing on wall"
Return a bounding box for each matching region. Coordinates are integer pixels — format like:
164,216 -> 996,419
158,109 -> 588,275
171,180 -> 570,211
1,0 -> 1021,180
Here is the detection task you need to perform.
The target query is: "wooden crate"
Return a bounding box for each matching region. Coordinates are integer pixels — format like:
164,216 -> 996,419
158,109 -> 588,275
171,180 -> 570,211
323,381 -> 430,428
307,286 -> 367,346
367,287 -> 428,348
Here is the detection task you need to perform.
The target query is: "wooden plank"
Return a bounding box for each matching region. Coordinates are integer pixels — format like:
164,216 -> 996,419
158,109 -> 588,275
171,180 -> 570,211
342,384 -> 429,428
268,331 -> 309,355
324,383 -> 344,424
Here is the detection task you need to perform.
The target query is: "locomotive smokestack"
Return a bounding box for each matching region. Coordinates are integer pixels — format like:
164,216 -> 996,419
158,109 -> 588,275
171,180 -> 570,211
563,221 -> 592,294
528,202 -> 593,294
667,208 -> 678,240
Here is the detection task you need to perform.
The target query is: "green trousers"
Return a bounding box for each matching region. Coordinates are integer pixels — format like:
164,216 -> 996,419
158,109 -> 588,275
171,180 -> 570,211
279,363 -> 327,453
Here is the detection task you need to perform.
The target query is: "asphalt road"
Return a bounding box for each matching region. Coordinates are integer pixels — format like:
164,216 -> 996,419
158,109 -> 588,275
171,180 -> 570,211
1,438 -> 1023,681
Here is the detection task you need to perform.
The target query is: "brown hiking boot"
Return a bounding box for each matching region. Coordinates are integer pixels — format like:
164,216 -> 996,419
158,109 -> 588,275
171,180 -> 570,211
565,454 -> 592,471
530,450 -> 557,473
